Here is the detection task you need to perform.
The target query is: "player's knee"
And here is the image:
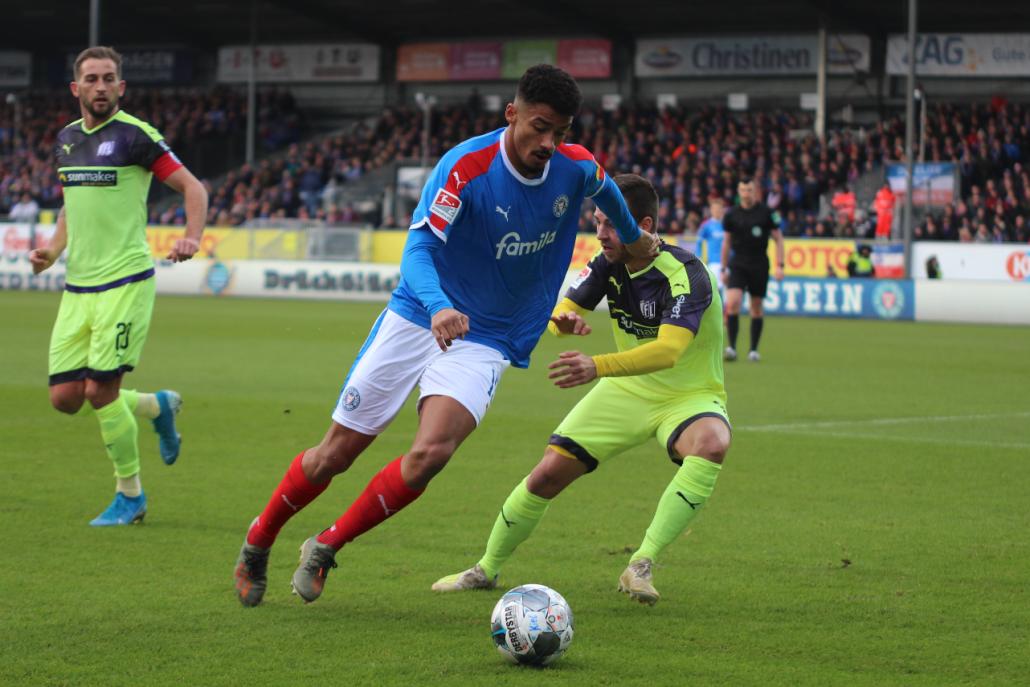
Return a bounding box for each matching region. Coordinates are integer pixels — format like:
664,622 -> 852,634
50,387 -> 84,414
692,434 -> 730,464
678,431 -> 730,465
405,439 -> 457,485
750,299 -> 764,317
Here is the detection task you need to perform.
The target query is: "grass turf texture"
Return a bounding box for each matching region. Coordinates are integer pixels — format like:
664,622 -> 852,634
1,291 -> 1028,686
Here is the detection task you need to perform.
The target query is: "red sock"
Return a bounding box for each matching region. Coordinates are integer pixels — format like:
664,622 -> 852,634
247,452 -> 330,548
317,456 -> 423,550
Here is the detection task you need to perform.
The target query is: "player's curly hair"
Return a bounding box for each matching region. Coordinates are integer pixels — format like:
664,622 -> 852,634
516,65 -> 582,118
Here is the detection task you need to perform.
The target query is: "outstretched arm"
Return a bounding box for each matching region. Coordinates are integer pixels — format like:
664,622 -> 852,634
548,325 -> 694,388
592,175 -> 658,259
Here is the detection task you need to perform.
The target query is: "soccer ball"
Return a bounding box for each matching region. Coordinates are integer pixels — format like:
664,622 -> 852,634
490,584 -> 574,666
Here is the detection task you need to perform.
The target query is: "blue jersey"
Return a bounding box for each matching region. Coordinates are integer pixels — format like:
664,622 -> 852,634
389,127 -> 641,368
696,218 -> 725,265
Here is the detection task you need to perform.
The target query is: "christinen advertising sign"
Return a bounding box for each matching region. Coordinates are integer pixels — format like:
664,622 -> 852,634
757,278 -> 915,320
886,34 -> 1030,77
636,34 -> 870,77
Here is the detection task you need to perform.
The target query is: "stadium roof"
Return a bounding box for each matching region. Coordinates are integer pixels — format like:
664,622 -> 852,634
5,0 -> 1029,51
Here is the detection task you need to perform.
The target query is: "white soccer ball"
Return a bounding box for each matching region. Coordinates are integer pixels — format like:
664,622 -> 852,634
490,583 -> 574,666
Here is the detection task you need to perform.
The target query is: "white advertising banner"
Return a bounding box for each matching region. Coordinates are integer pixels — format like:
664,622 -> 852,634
217,44 -> 380,82
1,252 -> 400,301
0,51 -> 31,87
886,34 -> 1030,76
912,242 -> 1030,282
636,34 -> 870,77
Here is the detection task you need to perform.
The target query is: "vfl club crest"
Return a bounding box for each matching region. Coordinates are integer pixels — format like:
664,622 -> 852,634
640,299 -> 656,319
553,194 -> 569,218
342,386 -> 361,411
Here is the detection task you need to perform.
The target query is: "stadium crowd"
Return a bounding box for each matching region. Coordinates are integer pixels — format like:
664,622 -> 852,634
3,88 -> 1028,244
0,88 -> 303,221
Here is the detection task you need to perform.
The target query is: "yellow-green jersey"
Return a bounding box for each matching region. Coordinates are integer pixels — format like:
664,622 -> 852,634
565,243 -> 726,402
55,109 -> 183,290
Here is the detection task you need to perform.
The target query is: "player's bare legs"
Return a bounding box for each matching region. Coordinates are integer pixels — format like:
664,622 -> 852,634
291,395 -> 477,603
723,286 -> 743,361
621,417 -> 731,605
433,448 -> 588,592
402,395 -> 478,489
303,421 -> 378,483
235,421 -> 375,607
49,380 -> 86,414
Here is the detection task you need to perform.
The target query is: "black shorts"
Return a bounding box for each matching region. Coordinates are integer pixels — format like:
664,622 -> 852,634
727,260 -> 770,298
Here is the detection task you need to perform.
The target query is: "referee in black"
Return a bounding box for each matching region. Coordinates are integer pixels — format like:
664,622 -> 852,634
719,178 -> 785,362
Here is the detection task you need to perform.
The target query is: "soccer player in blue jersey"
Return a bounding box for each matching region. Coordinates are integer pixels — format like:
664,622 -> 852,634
696,196 -> 726,278
233,65 -> 658,606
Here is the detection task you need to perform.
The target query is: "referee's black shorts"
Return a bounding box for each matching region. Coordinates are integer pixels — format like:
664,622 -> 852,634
727,259 -> 770,298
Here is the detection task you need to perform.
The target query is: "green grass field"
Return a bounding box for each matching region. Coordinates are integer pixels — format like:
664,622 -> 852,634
1,291 -> 1028,686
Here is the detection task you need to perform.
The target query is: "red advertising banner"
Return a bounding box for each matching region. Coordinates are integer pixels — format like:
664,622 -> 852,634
397,43 -> 449,81
558,39 -> 612,78
450,42 -> 502,80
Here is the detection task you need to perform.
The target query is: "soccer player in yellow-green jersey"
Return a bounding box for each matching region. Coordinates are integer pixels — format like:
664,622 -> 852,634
28,46 -> 208,527
433,174 -> 731,605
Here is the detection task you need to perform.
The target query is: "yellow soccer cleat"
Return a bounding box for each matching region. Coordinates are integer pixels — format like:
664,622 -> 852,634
431,564 -> 497,592
618,558 -> 660,606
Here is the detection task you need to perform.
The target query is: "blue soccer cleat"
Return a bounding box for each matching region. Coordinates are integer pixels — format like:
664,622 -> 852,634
90,492 -> 147,526
152,390 -> 182,465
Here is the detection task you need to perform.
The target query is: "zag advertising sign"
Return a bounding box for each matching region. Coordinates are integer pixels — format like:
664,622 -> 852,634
753,277 -> 915,320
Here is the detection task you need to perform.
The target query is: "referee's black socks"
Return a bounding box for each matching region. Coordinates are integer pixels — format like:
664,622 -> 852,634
727,314 -> 739,349
750,317 -> 764,353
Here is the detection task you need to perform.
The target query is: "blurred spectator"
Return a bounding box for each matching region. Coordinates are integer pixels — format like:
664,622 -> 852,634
873,183 -> 896,238
8,192 -> 39,222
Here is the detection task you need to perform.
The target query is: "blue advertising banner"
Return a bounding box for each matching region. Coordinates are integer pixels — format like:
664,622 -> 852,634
754,277 -> 915,321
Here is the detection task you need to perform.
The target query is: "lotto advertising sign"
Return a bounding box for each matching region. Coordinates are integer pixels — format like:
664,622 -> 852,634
758,278 -> 915,321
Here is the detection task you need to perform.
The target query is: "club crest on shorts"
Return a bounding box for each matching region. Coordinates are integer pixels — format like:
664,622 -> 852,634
342,386 -> 361,411
553,194 -> 569,218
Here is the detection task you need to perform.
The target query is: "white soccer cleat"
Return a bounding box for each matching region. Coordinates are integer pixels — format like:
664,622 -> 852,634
618,558 -> 660,606
748,350 -> 761,362
431,564 -> 497,592
724,346 -> 737,362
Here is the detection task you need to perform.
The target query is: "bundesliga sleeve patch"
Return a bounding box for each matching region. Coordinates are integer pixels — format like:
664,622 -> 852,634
570,265 -> 592,289
429,188 -> 462,224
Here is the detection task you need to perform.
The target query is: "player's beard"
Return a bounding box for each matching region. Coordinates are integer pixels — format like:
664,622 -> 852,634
84,94 -> 118,122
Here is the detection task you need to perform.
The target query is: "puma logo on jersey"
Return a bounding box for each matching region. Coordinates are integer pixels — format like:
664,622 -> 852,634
608,276 -> 622,295
452,171 -> 467,190
62,143 -> 74,154
495,205 -> 511,222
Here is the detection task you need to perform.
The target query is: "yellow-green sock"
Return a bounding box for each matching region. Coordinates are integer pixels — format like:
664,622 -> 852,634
477,478 -> 551,579
95,395 -> 141,480
632,456 -> 721,564
120,389 -> 161,419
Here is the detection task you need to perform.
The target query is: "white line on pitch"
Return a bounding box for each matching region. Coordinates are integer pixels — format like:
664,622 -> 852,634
738,411 -> 1030,433
740,428 -> 1030,452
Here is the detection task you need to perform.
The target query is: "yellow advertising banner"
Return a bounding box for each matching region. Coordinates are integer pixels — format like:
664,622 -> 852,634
146,226 -> 304,260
